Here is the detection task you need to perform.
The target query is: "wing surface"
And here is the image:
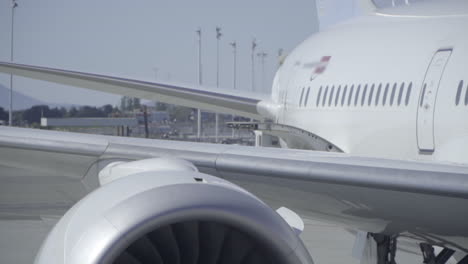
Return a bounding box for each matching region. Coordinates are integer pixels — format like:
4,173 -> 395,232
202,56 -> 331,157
0,62 -> 266,119
1,126 -> 468,252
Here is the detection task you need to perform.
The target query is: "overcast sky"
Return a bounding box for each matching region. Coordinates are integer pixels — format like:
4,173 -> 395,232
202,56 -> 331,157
0,0 -> 319,107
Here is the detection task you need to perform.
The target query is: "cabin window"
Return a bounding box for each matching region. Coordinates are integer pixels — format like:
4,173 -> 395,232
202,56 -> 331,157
304,87 -> 311,107
328,86 -> 335,106
398,83 -> 405,106
316,86 -> 323,107
361,84 -> 368,106
348,85 -> 355,106
322,86 -> 329,107
382,83 -> 389,106
375,83 -> 382,106
420,83 -> 427,107
405,82 -> 412,106
335,85 -> 341,106
341,85 -> 348,106
299,87 -> 305,107
390,83 -> 397,106
354,85 -> 361,106
456,80 -> 463,106
368,84 -> 375,106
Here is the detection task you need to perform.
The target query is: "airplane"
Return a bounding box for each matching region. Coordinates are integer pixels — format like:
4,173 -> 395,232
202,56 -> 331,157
0,0 -> 468,263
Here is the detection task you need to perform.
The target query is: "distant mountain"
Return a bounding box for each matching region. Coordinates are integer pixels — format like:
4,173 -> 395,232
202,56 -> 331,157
0,83 -> 45,110
0,84 -> 81,110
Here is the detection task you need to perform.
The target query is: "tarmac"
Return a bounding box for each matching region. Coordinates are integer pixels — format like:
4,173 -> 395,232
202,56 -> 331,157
0,213 -> 458,264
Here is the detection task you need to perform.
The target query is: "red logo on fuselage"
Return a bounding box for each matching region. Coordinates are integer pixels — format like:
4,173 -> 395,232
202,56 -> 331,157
308,56 -> 332,80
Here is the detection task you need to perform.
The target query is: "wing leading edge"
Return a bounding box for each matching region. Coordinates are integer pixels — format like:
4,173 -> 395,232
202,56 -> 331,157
0,62 -> 266,119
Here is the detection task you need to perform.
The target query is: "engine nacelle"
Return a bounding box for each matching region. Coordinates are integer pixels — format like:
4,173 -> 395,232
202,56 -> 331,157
35,158 -> 313,264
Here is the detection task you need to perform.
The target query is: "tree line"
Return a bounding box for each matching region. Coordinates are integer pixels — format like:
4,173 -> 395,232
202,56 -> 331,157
0,104 -> 119,126
0,96 -> 218,126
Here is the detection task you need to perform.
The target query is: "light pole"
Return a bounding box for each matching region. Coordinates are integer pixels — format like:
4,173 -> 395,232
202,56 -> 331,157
196,28 -> 202,140
153,67 -> 159,81
278,48 -> 284,68
9,0 -> 18,126
196,28 -> 203,85
229,41 -> 237,138
251,38 -> 257,92
215,27 -> 222,143
216,27 -> 222,88
153,67 -> 159,110
257,51 -> 268,92
230,41 -> 237,89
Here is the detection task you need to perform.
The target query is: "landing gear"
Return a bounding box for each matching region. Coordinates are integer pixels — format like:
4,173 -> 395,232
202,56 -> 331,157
419,243 -> 468,264
420,243 -> 455,264
457,255 -> 468,264
372,234 -> 397,264
358,233 -> 468,264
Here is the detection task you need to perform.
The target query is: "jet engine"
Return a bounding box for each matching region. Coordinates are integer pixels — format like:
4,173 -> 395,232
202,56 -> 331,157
34,158 -> 313,264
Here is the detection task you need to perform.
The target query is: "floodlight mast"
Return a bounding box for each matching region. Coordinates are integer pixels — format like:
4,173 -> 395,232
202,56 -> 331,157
251,39 -> 257,92
229,41 -> 237,139
215,27 -> 222,143
257,51 -> 268,92
153,67 -> 159,80
230,41 -> 237,90
9,0 -> 18,126
278,48 -> 284,68
196,28 -> 202,140
216,27 -> 222,88
196,28 -> 203,86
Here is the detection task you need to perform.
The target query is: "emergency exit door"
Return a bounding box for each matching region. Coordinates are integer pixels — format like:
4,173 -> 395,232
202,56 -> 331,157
417,49 -> 452,152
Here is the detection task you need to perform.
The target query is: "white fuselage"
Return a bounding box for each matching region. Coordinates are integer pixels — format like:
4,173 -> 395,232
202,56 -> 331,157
271,6 -> 468,164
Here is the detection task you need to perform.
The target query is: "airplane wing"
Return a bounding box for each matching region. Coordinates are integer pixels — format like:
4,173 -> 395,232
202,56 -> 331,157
1,126 -> 468,263
1,61 -> 468,262
0,62 -> 267,119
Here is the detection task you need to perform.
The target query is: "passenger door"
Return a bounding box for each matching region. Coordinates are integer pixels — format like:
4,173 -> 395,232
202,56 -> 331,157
417,49 -> 452,153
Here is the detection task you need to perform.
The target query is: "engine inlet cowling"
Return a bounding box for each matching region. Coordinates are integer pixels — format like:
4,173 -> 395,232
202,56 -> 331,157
35,159 -> 313,264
